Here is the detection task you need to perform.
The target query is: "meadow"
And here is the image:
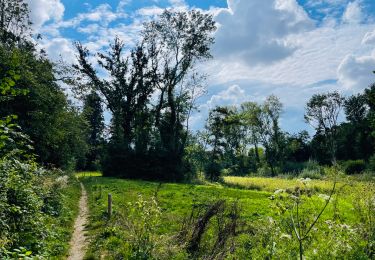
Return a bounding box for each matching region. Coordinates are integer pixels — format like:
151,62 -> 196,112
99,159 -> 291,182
78,173 -> 374,259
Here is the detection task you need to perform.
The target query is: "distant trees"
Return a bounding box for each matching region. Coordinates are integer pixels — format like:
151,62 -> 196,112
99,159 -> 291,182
304,91 -> 344,163
307,87 -> 375,165
204,106 -> 238,180
82,91 -> 104,170
72,10 -> 216,181
200,82 -> 375,179
256,95 -> 284,176
203,96 -> 287,177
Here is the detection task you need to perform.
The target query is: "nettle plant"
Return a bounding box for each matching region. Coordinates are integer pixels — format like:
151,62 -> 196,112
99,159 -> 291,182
269,168 -> 361,259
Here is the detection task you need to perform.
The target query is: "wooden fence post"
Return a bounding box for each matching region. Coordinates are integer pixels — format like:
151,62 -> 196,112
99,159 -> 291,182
108,193 -> 112,219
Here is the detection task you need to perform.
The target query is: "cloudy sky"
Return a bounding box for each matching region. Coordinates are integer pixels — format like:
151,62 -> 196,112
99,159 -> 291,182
26,0 -> 375,134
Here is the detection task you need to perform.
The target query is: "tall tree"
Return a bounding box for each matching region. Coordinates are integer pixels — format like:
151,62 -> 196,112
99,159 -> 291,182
305,91 -> 344,163
143,10 -> 216,179
73,10 -> 216,181
255,95 -> 284,176
0,0 -> 88,170
344,94 -> 368,123
240,102 -> 262,164
204,106 -> 228,181
74,39 -> 153,151
82,91 -> 104,170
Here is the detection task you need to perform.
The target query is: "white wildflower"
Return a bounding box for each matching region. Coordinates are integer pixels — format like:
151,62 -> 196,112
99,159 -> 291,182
56,175 -> 69,187
274,189 -> 285,195
280,233 -> 291,240
318,194 -> 330,201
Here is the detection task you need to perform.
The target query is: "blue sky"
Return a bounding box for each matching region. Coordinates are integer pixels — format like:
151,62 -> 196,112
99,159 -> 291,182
26,0 -> 375,135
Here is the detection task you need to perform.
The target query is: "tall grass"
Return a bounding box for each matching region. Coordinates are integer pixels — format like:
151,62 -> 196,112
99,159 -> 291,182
223,176 -> 358,193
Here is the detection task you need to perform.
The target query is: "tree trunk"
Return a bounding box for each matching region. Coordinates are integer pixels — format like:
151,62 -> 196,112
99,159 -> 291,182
254,142 -> 260,164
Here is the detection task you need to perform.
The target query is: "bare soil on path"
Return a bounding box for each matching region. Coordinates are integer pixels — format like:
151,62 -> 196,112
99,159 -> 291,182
67,183 -> 89,260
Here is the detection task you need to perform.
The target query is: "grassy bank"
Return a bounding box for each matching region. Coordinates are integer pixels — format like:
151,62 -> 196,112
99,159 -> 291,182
43,174 -> 81,258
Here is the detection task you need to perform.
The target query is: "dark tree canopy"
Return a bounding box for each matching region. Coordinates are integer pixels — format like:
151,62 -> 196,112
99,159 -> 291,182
72,10 -> 216,181
82,91 -> 105,170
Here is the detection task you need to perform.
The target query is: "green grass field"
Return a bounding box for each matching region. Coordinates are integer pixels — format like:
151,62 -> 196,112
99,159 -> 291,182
77,173 -> 374,259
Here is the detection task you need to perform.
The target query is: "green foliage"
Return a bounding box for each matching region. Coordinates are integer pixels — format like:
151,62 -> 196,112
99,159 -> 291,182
0,158 -> 45,253
204,160 -> 222,182
0,158 -> 80,257
124,194 -> 162,259
0,43 -> 88,170
342,160 -> 366,175
73,10 -> 216,181
82,91 -> 104,171
368,154 -> 375,171
305,91 -> 344,163
0,34 -> 81,256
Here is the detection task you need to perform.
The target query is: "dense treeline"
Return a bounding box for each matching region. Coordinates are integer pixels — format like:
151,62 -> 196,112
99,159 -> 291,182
0,2 -> 88,171
0,1 -> 82,256
196,88 -> 375,180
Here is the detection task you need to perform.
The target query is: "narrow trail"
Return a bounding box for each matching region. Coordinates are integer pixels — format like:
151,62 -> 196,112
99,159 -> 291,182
68,183 -> 89,260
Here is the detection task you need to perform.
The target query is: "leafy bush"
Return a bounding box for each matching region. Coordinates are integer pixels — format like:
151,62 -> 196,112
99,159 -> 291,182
342,160 -> 366,175
204,161 -> 222,181
367,155 -> 375,172
282,161 -> 305,174
299,168 -> 323,179
0,158 -> 46,254
0,144 -> 75,257
299,161 -> 325,179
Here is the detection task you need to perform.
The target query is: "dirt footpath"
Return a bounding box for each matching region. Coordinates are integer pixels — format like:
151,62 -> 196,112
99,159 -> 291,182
67,183 -> 89,260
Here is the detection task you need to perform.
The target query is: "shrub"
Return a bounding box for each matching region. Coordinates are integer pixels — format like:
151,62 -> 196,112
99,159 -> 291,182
299,168 -> 323,179
204,161 -> 222,182
257,165 -> 272,176
0,158 -> 46,254
282,161 -> 305,174
367,155 -> 375,172
342,160 -> 366,175
0,158 -> 69,256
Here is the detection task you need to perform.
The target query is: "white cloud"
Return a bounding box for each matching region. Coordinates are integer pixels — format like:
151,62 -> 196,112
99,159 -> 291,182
26,0 -> 64,31
205,85 -> 248,109
337,52 -> 375,90
342,0 -> 363,24
77,24 -> 101,34
169,0 -> 187,8
362,28 -> 375,44
39,37 -> 76,63
136,6 -> 164,17
207,24 -> 373,88
117,0 -> 132,12
213,0 -> 314,65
